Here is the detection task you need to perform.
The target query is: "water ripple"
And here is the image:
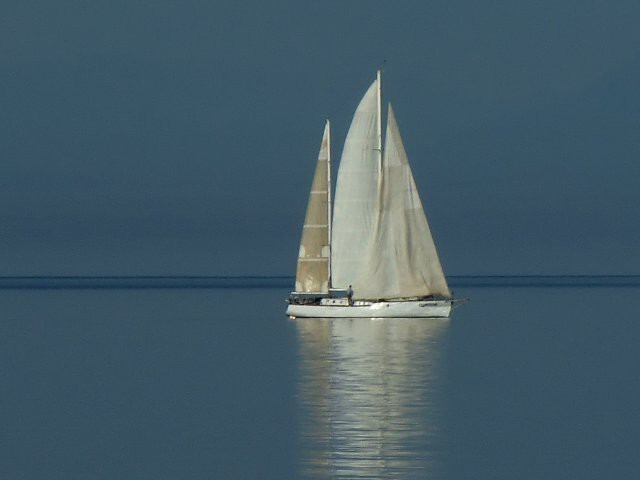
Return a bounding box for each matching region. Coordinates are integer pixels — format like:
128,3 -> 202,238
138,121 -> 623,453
295,318 -> 449,479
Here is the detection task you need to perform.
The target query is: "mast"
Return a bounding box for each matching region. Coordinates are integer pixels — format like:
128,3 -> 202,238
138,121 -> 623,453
326,119 -> 332,289
376,70 -> 382,171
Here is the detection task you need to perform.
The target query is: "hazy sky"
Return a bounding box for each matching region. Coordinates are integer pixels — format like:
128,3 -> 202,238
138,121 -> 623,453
1,0 -> 639,275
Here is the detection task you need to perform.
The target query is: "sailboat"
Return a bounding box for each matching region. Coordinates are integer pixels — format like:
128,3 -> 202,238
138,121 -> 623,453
287,71 -> 456,318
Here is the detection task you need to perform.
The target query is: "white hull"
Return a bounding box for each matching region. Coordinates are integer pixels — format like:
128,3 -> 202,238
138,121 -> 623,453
287,300 -> 451,318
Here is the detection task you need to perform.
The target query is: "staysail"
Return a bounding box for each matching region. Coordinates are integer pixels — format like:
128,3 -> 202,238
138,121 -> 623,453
357,104 -> 451,299
330,79 -> 380,292
294,121 -> 331,293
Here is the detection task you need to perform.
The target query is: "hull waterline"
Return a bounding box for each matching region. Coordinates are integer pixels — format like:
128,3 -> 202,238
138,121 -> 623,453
286,300 -> 451,318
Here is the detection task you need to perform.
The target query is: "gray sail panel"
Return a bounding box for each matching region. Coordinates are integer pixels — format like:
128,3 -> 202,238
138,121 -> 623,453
295,122 -> 331,293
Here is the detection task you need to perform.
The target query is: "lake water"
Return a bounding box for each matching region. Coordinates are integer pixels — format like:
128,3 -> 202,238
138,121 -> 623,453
1,285 -> 638,479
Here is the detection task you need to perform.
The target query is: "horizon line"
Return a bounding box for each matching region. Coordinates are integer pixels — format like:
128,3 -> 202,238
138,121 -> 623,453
0,274 -> 637,289
0,274 -> 637,278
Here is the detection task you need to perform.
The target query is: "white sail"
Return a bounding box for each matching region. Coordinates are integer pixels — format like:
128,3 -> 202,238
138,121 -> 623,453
331,79 -> 380,292
294,121 -> 331,293
356,104 -> 451,299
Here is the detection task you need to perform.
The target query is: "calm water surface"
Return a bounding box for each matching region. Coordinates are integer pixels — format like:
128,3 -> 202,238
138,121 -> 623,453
0,286 -> 638,479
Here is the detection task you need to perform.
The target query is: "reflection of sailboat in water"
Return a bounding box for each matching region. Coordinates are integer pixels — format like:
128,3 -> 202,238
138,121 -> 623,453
296,318 -> 449,479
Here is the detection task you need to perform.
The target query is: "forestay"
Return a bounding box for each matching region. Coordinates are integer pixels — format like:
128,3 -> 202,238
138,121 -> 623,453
294,122 -> 331,293
356,105 -> 451,299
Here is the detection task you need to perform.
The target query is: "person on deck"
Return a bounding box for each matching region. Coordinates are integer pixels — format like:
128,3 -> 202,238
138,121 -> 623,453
347,285 -> 354,306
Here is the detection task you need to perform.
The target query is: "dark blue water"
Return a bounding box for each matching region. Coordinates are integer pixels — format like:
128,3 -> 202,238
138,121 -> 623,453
0,286 -> 638,479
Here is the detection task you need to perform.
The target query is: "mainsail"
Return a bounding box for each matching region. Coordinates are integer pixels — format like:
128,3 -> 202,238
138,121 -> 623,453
330,79 -> 380,293
356,105 -> 451,299
294,121 -> 331,293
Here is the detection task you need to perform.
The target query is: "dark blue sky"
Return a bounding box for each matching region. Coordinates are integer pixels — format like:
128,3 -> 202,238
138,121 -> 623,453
1,1 -> 638,275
